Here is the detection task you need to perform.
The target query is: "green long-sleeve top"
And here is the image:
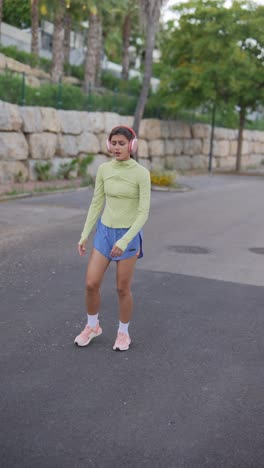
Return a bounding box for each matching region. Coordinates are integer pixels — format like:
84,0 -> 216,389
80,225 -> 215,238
79,158 -> 151,252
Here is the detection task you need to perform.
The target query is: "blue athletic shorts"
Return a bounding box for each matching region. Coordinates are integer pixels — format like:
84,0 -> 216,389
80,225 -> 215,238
93,218 -> 143,261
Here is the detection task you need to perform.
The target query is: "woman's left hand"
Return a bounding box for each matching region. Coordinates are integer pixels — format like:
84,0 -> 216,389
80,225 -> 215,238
110,245 -> 124,258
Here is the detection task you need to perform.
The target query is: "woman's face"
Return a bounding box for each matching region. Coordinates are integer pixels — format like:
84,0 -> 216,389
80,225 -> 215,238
110,133 -> 130,161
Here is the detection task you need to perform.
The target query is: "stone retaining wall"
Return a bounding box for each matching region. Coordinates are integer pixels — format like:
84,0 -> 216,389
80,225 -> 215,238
0,100 -> 264,183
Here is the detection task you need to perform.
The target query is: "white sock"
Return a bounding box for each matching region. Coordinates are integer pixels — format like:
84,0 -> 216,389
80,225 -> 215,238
118,321 -> 130,335
87,313 -> 99,328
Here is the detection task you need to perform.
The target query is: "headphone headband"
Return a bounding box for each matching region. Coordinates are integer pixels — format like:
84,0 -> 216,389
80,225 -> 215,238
107,125 -> 138,154
110,126 -> 137,139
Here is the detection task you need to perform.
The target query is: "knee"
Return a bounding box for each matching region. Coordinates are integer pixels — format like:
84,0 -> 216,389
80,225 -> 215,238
86,280 -> 100,293
116,284 -> 131,297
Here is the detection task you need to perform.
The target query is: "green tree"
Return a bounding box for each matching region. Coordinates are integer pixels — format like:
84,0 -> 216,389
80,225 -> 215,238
3,0 -> 31,28
160,0 -> 264,171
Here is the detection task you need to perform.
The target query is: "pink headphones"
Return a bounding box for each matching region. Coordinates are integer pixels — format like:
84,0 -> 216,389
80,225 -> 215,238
106,126 -> 138,154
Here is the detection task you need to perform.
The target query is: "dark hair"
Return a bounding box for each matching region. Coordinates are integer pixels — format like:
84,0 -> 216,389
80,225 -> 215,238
109,126 -> 135,158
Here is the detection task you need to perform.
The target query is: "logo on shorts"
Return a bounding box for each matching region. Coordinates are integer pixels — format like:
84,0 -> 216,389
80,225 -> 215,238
129,248 -> 136,251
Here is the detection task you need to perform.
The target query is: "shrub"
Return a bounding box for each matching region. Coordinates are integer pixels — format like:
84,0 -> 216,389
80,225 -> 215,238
34,161 -> 52,181
150,170 -> 176,187
78,154 -> 94,177
57,159 -> 77,180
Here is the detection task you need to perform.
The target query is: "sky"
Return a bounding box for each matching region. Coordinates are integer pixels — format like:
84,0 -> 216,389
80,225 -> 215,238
162,0 -> 264,22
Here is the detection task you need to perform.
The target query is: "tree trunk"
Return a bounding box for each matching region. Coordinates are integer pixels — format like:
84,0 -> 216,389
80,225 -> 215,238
236,107 -> 246,172
121,14 -> 131,80
95,18 -> 102,87
0,0 -> 3,45
51,0 -> 65,84
133,20 -> 157,139
64,12 -> 72,69
31,0 -> 39,56
84,11 -> 99,93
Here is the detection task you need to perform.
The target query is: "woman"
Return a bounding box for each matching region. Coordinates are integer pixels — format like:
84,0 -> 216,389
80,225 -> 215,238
74,125 -> 151,351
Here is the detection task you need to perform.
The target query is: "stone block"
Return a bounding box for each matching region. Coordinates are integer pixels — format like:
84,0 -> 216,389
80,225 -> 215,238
81,112 -> 105,134
138,139 -> 148,158
6,57 -> 31,74
27,133 -> 57,159
138,158 -> 151,170
148,139 -> 164,157
97,132 -> 108,154
58,110 -> 82,134
252,131 -> 264,143
0,160 -> 28,183
119,115 -> 134,129
247,154 -> 264,165
174,156 -> 192,170
216,156 -> 236,169
183,138 -> 202,156
77,132 -> 100,154
40,107 -> 60,133
164,139 -> 175,156
168,121 -> 191,138
214,127 -> 237,140
213,140 -> 230,157
150,156 -> 164,171
161,121 -> 170,139
174,139 -> 184,155
253,142 -> 262,154
139,119 -> 162,140
0,132 -> 28,160
230,140 -> 237,156
104,112 -> 121,133
165,155 -> 177,170
191,123 -> 211,139
243,130 -> 254,141
25,75 -> 40,88
56,134 -> 78,157
19,106 -> 43,133
0,101 -> 23,131
82,153 -> 109,177
31,68 -> 50,80
191,155 -> 208,169
242,140 -> 253,155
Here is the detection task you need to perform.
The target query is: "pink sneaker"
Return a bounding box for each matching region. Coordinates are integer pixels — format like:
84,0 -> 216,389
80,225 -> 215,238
74,322 -> 102,347
113,332 -> 131,351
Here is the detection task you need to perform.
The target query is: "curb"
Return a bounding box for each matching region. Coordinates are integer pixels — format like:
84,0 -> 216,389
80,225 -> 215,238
151,184 -> 192,192
0,185 -> 91,202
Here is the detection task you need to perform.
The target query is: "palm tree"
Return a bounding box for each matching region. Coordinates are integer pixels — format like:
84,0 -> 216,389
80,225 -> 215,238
0,0 -> 3,45
121,1 -> 139,80
63,9 -> 72,67
133,0 -> 164,138
83,4 -> 100,92
31,0 -> 39,56
51,0 -> 65,83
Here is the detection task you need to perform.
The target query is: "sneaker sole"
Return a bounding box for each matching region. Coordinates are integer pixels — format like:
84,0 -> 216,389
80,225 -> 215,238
113,342 -> 131,351
74,329 -> 102,347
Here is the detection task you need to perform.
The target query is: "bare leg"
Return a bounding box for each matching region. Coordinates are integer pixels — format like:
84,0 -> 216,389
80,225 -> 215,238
85,248 -> 111,315
116,256 -> 138,323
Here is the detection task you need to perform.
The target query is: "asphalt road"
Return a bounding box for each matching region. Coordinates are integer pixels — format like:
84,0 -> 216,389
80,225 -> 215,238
1,174 -> 264,468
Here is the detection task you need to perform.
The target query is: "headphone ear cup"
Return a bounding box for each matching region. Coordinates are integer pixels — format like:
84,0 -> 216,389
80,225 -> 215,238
131,138 -> 138,154
106,138 -> 111,152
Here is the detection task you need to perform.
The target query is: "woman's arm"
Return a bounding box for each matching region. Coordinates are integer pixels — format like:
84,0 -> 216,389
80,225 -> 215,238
78,165 -> 105,244
115,168 -> 151,252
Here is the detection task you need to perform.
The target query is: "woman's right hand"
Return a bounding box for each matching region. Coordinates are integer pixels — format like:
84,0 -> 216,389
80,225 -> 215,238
78,240 -> 87,257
